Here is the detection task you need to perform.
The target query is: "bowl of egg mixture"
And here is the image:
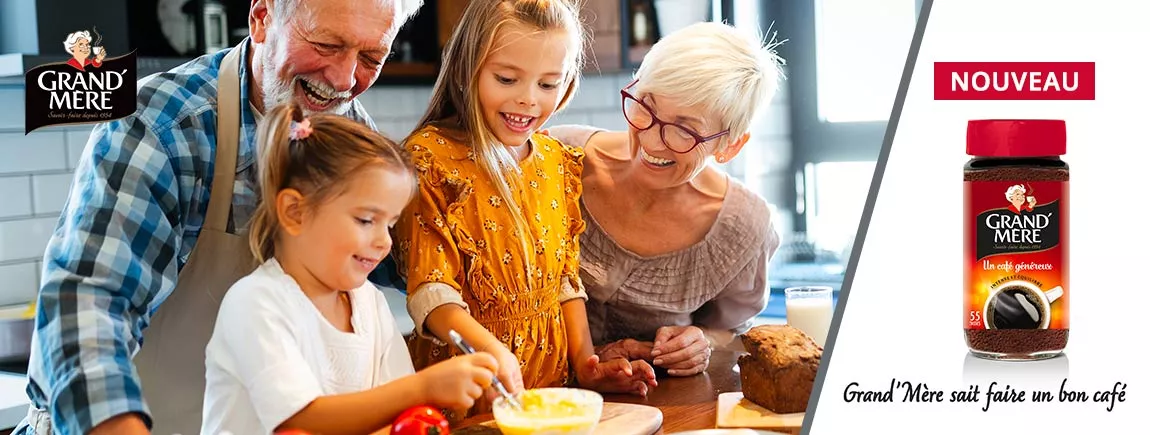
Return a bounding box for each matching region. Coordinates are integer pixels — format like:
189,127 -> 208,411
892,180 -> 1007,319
493,388 -> 604,435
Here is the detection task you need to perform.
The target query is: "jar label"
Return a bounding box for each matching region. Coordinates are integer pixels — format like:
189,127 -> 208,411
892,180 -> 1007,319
964,180 -> 1068,331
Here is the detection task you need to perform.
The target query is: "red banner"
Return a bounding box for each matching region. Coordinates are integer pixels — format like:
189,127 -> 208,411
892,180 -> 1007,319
934,62 -> 1095,100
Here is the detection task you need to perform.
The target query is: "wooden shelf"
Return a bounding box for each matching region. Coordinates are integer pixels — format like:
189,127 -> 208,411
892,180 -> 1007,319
627,45 -> 653,68
375,0 -> 637,83
380,62 -> 438,77
374,61 -> 440,86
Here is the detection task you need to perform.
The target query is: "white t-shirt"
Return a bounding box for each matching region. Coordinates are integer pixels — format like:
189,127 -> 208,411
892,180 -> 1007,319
201,258 -> 416,435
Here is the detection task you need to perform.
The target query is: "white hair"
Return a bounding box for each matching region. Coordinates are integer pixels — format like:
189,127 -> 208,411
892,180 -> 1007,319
633,21 -> 785,147
63,31 -> 92,54
1005,184 -> 1027,200
274,0 -> 424,26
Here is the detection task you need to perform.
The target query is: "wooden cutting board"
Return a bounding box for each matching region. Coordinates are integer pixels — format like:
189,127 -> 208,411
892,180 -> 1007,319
715,392 -> 804,435
453,402 -> 663,435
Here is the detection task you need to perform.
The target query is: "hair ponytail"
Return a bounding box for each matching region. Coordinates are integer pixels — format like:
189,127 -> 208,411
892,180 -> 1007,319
245,101 -> 415,264
248,102 -> 303,263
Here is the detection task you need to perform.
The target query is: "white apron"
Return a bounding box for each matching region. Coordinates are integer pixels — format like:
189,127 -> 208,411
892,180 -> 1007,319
132,45 -> 257,435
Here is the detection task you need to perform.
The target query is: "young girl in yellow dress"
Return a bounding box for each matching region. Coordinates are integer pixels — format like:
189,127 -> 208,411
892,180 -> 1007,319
392,0 -> 658,420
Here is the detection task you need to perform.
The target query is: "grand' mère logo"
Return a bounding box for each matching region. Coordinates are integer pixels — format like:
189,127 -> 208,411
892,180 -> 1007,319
975,183 -> 1060,259
24,28 -> 137,134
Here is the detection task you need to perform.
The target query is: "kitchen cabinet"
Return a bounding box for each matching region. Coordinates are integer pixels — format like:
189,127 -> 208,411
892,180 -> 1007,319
383,0 -> 639,84
0,0 -> 237,78
0,0 -> 664,81
0,372 -> 29,433
583,0 -> 624,72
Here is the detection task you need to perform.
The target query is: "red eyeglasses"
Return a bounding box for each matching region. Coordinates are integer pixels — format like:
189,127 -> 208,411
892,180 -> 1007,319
620,79 -> 730,153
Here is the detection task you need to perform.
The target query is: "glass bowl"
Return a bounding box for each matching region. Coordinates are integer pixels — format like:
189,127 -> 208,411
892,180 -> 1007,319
492,387 -> 604,435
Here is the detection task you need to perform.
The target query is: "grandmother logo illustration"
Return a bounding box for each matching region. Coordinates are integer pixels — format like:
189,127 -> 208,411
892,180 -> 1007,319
1005,184 -> 1038,214
24,26 -> 137,134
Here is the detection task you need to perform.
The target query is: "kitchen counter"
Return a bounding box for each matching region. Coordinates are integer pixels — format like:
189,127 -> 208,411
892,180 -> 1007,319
455,340 -> 789,434
0,357 -> 29,430
0,304 -> 31,431
0,373 -> 28,431
600,345 -> 751,433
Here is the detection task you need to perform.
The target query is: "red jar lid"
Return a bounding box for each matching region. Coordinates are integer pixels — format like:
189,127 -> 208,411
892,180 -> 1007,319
966,119 -> 1066,157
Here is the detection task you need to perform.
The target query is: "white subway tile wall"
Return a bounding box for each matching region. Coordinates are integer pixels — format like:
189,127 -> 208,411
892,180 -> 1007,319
0,262 -> 38,306
0,176 -> 32,218
0,88 -> 24,128
0,132 -> 68,174
65,129 -> 93,170
0,70 -> 791,307
0,217 -> 57,262
32,173 -> 74,215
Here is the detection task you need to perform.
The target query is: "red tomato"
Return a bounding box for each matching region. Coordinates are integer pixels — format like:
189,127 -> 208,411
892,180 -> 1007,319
274,430 -> 312,435
391,406 -> 451,435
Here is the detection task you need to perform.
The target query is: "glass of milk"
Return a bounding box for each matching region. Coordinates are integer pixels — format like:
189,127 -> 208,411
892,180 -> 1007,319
785,286 -> 834,347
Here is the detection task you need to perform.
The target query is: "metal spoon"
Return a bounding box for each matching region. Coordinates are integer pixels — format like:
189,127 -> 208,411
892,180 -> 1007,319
447,330 -> 525,410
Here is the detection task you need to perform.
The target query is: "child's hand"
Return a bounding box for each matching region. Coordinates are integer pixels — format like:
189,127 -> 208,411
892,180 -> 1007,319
418,353 -> 499,409
575,354 -> 658,397
485,343 -> 526,400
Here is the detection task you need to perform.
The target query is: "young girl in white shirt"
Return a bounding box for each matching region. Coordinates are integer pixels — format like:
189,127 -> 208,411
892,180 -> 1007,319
201,102 -> 498,435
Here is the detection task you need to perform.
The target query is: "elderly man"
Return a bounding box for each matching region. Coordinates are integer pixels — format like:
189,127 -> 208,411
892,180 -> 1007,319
15,1 -> 422,434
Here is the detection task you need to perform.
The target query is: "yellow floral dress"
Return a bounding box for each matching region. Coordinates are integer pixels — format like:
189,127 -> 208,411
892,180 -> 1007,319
392,125 -> 587,419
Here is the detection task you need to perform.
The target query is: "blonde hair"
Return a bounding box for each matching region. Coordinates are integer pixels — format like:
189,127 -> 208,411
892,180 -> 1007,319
248,102 -> 416,263
417,0 -> 586,274
634,21 -> 785,151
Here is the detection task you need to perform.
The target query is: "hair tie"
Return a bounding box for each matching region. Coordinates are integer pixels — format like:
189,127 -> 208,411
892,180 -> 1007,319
290,118 -> 313,140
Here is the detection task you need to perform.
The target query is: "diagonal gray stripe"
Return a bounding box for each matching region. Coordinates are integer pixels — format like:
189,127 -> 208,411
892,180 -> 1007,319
800,0 -> 935,433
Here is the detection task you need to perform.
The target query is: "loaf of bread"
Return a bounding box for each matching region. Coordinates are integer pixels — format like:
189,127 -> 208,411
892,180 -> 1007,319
737,325 -> 822,414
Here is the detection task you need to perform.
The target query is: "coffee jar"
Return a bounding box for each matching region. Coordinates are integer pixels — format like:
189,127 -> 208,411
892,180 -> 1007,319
962,119 -> 1069,361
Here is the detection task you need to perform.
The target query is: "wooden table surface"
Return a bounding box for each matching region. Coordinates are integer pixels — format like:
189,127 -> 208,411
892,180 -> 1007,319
458,341 -> 749,434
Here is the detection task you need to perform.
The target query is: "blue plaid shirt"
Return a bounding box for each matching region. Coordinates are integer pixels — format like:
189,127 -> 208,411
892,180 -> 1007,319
16,39 -> 401,435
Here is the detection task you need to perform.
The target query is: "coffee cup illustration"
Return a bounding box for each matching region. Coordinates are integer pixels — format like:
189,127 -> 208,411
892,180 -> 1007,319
982,281 -> 1063,329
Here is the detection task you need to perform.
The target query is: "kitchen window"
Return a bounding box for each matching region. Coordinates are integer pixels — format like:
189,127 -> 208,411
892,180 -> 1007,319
753,0 -> 922,257
706,0 -> 919,264
814,0 -> 917,123
803,161 -> 877,256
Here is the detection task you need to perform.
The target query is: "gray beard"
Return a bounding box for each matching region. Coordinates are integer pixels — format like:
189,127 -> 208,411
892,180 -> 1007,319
260,59 -> 352,117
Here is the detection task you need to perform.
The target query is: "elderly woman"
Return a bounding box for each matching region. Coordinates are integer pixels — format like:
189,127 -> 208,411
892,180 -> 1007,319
64,30 -> 105,71
547,21 -> 784,376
